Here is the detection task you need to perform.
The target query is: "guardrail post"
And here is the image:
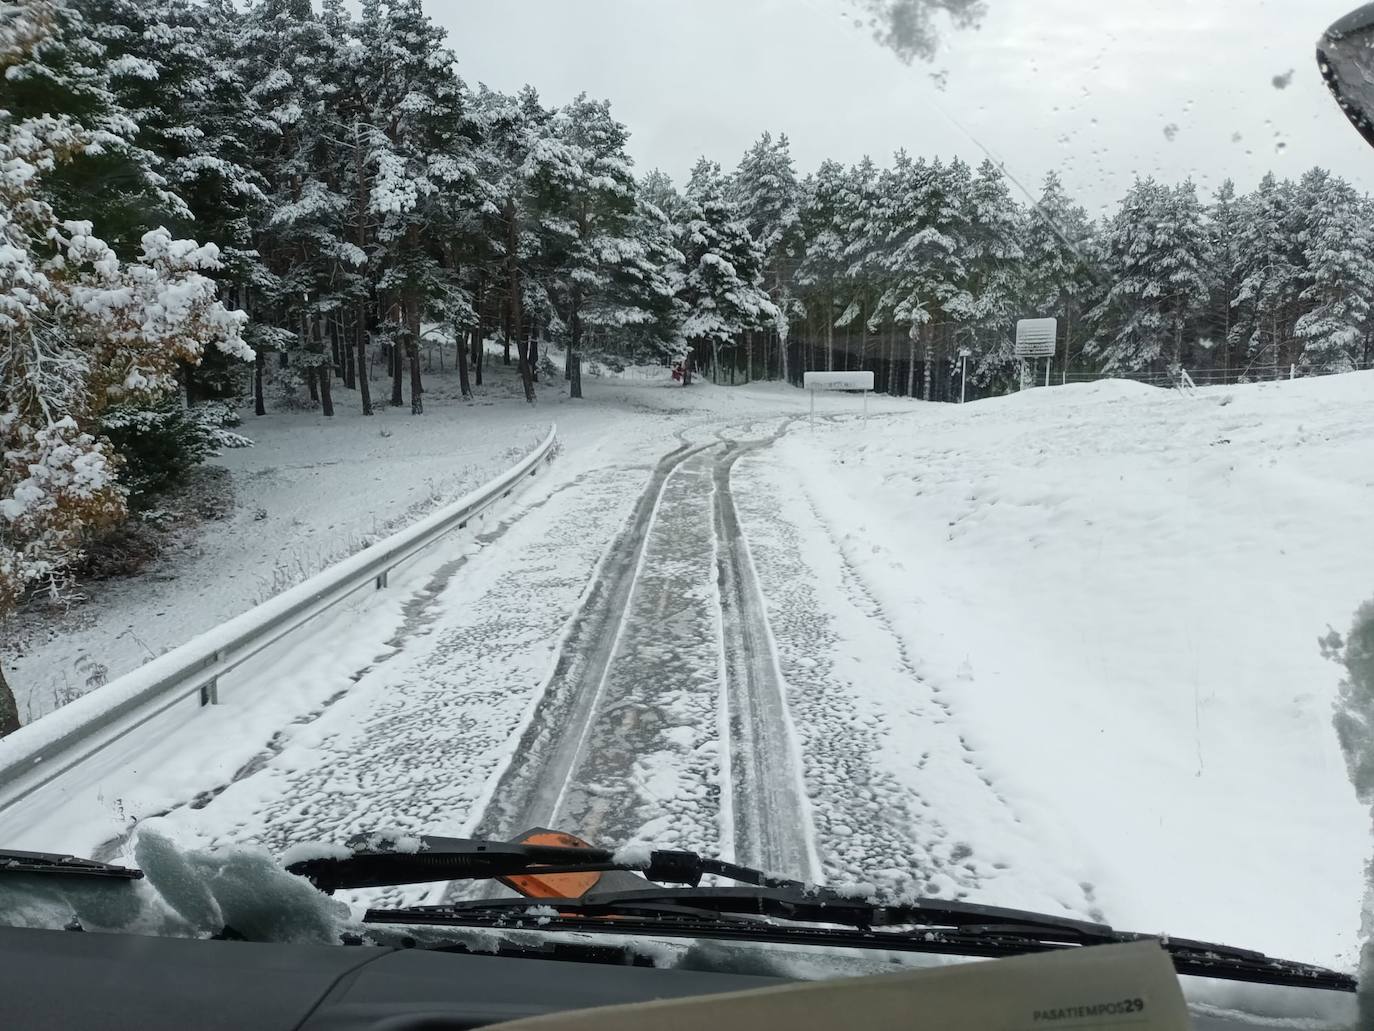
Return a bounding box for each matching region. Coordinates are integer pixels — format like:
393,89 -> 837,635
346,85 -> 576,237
200,678 -> 218,706
376,569 -> 389,589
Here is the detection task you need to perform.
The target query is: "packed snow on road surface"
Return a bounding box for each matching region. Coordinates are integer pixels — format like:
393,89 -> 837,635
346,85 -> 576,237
750,373 -> 1373,974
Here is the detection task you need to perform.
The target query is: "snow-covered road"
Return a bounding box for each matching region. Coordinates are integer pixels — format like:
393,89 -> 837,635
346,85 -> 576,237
58,383 -> 878,911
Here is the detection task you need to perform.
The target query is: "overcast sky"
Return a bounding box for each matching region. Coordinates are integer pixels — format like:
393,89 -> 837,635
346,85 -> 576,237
430,0 -> 1374,213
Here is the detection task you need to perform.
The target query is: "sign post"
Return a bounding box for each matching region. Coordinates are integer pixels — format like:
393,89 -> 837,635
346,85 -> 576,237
958,347 -> 971,404
803,371 -> 876,429
1015,318 -> 1058,390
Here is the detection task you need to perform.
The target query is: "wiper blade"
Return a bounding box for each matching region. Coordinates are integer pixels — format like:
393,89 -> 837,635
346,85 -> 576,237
285,833 -> 803,894
365,888 -> 1357,995
0,849 -> 143,881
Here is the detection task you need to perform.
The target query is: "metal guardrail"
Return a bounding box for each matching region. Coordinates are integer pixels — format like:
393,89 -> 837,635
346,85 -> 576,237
0,424 -> 558,819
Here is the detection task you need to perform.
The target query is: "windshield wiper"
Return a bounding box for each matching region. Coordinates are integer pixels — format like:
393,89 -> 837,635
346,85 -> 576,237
366,888 -> 1357,994
0,850 -> 143,881
285,832 -> 804,893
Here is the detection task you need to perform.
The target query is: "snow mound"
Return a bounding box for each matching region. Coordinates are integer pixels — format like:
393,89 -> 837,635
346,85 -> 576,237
775,368 -> 1374,971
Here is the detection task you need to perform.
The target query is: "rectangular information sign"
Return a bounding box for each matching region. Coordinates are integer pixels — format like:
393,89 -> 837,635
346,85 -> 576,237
1015,318 -> 1058,358
803,371 -> 875,391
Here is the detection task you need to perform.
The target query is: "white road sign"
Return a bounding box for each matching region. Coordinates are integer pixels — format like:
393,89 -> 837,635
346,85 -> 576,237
803,371 -> 875,391
1015,318 -> 1058,358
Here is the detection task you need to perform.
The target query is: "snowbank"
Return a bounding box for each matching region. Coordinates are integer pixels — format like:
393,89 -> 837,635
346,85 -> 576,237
773,372 -> 1374,971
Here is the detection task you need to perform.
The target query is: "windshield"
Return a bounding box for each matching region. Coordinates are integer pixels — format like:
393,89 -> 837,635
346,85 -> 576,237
1,0 -> 1371,1026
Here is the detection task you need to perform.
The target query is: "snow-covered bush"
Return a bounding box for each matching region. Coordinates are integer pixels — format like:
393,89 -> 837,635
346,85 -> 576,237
100,401 -> 251,503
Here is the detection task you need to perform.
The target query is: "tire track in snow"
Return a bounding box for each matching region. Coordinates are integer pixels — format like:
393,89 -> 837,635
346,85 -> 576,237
547,450 -> 726,853
461,439 -> 718,848
713,434 -> 820,882
461,419 -> 821,886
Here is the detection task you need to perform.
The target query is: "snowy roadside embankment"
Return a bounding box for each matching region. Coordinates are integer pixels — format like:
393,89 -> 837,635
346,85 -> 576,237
7,393 -> 552,724
770,374 -> 1374,972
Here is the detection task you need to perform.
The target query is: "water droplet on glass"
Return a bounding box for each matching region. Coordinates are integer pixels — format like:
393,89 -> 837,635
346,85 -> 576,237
1275,140 -> 1288,154
1271,69 -> 1294,90
1162,123 -> 1180,142
1230,131 -> 1243,143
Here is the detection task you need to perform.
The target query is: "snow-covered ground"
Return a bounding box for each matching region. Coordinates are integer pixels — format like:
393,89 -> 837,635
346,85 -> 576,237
760,373 -> 1373,972
4,364 -> 1369,1018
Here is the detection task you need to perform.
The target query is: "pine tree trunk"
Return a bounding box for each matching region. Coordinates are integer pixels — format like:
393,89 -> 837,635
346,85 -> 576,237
307,365 -> 319,403
506,201 -> 535,403
922,325 -> 934,401
356,300 -> 373,416
472,324 -> 483,386
343,315 -> 357,390
711,341 -> 720,384
745,331 -> 753,384
529,323 -> 539,382
456,320 -> 472,398
254,349 -> 266,416
826,300 -> 834,371
351,117 -> 371,403
0,662 -> 19,738
570,283 -> 583,399
1064,305 -> 1072,386
907,334 -> 917,398
330,319 -> 342,379
318,361 -> 334,416
310,312 -> 334,417
390,340 -> 404,406
780,310 -> 790,384
406,295 -> 423,415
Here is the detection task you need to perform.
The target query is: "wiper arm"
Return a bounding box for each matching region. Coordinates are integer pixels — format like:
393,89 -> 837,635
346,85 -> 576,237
374,885 -> 1113,937
365,888 -> 1358,995
0,850 -> 143,881
285,833 -> 803,894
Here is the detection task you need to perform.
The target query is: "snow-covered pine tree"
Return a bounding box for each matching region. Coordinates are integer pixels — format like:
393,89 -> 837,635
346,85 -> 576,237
535,93 -> 644,398
1201,179 -> 1244,377
1231,173 -> 1303,376
677,158 -> 777,383
953,157 -> 1025,381
3,0 -> 187,252
732,132 -> 802,381
1292,167 -> 1374,372
1023,170 -> 1094,378
471,84 -> 558,403
621,196 -> 689,374
1087,177 -> 1210,374
240,0 -> 352,414
867,153 -> 967,397
795,159 -> 849,372
835,156 -> 883,375
85,0 -> 269,401
356,0 -> 477,414
641,169 -> 684,224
